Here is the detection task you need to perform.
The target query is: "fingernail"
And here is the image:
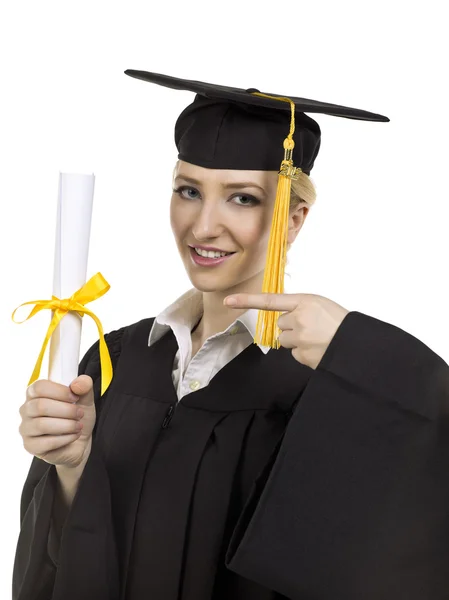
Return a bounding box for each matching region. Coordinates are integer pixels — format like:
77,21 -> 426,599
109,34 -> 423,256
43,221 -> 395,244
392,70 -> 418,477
76,408 -> 84,419
225,297 -> 237,306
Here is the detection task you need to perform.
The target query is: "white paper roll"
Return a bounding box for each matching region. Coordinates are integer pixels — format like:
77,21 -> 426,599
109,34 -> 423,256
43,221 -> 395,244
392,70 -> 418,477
48,172 -> 95,387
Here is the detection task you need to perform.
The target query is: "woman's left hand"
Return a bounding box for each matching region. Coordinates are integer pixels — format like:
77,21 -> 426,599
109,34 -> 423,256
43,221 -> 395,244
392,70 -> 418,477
224,293 -> 350,369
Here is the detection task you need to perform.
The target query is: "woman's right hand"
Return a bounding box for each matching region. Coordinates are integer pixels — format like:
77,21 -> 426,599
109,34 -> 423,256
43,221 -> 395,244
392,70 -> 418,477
19,375 -> 97,469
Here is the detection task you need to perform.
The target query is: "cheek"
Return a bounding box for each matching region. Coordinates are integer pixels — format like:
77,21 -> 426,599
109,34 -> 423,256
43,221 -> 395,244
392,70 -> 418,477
170,197 -> 188,238
237,211 -> 271,252
169,203 -> 177,234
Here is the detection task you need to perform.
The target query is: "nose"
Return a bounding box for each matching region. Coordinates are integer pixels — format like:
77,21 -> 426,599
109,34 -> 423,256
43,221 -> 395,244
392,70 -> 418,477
191,200 -> 225,241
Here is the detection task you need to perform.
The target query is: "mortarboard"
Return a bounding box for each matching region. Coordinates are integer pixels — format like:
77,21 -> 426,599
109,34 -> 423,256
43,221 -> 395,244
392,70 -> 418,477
124,69 -> 390,347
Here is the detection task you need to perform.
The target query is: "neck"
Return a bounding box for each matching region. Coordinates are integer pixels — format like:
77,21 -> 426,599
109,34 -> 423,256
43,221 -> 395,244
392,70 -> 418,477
193,271 -> 264,342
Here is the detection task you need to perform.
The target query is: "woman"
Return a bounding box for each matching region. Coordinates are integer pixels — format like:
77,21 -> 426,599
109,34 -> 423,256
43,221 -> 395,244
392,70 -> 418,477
13,71 -> 449,600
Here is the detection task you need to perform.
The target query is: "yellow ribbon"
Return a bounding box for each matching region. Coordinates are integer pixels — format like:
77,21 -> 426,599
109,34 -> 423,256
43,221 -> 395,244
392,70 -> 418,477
11,272 -> 113,396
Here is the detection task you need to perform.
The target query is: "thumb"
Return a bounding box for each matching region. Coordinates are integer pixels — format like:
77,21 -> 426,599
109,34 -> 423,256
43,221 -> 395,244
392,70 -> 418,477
69,374 -> 95,407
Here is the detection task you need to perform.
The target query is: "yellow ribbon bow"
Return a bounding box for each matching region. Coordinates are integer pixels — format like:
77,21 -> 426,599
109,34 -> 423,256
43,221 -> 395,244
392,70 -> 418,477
11,272 -> 113,396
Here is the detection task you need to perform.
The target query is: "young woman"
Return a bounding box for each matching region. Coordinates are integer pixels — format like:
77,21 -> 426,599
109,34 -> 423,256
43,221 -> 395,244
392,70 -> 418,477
13,71 -> 449,600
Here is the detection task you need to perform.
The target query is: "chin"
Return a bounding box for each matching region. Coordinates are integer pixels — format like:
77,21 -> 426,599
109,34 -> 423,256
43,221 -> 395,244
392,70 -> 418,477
187,273 -> 236,294
185,267 -> 263,296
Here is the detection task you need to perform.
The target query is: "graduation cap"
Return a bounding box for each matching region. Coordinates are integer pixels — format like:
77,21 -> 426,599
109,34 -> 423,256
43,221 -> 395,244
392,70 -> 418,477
124,69 -> 390,347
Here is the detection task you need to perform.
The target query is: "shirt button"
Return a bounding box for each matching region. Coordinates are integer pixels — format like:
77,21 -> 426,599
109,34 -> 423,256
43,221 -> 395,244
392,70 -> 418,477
229,325 -> 239,335
189,380 -> 201,391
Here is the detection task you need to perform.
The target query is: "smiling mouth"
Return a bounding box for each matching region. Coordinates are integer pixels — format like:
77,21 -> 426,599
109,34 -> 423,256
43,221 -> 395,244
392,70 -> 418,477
188,246 -> 237,266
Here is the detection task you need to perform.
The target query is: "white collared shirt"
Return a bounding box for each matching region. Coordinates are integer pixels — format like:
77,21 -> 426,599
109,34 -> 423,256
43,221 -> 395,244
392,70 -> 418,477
148,288 -> 270,401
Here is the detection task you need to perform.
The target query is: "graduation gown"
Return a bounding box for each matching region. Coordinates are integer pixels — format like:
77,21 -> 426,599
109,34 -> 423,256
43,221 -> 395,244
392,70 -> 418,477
12,310 -> 449,600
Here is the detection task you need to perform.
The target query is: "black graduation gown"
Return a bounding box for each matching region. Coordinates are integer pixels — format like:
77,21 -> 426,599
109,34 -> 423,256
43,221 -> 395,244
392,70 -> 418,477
12,311 -> 449,600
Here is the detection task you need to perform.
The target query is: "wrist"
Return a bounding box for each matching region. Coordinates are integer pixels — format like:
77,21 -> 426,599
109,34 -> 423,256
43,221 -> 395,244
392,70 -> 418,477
56,438 -> 92,477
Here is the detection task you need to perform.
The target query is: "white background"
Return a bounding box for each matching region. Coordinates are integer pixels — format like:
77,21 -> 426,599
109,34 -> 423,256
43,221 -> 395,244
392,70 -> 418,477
1,0 -> 448,594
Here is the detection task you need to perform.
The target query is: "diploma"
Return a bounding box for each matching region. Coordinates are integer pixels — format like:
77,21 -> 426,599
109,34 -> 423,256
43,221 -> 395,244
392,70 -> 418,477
47,172 -> 95,387
12,172 -> 113,396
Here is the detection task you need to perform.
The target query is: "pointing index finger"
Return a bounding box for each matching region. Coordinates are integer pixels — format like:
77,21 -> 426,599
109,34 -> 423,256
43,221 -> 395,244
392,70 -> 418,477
224,293 -> 300,312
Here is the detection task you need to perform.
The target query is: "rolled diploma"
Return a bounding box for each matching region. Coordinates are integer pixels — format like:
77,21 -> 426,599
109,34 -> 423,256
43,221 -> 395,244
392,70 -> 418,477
48,172 -> 95,387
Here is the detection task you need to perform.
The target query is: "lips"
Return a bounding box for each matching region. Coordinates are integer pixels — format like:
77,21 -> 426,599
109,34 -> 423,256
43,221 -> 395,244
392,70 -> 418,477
189,246 -> 236,267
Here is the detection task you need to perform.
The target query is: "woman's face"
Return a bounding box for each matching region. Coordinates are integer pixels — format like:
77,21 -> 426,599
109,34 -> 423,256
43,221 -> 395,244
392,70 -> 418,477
170,160 -> 309,295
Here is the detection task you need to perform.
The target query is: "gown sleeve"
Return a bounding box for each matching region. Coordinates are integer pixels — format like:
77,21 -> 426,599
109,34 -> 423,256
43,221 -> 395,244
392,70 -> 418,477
225,311 -> 449,600
12,328 -> 124,600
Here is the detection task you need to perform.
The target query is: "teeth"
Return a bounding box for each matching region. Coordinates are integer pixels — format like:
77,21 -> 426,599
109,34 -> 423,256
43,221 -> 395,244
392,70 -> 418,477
194,247 -> 231,258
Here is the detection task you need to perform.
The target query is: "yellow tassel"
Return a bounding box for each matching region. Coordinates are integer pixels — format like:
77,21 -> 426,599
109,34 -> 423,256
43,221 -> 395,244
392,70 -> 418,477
249,92 -> 302,348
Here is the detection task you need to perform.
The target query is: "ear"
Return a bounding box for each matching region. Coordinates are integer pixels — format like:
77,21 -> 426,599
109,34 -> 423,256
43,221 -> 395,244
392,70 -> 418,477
287,203 -> 309,246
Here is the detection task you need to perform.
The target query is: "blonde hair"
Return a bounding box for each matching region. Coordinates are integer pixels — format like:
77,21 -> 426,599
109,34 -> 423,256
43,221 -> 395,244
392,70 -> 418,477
285,170 -> 316,266
289,170 -> 317,209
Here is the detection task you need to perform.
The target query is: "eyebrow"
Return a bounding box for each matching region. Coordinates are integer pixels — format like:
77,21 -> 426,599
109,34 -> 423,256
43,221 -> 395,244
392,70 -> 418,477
174,174 -> 266,193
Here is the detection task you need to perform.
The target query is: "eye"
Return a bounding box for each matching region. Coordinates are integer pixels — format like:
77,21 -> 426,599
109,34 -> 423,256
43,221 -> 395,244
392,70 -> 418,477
232,194 -> 260,207
173,186 -> 200,200
172,186 -> 260,207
